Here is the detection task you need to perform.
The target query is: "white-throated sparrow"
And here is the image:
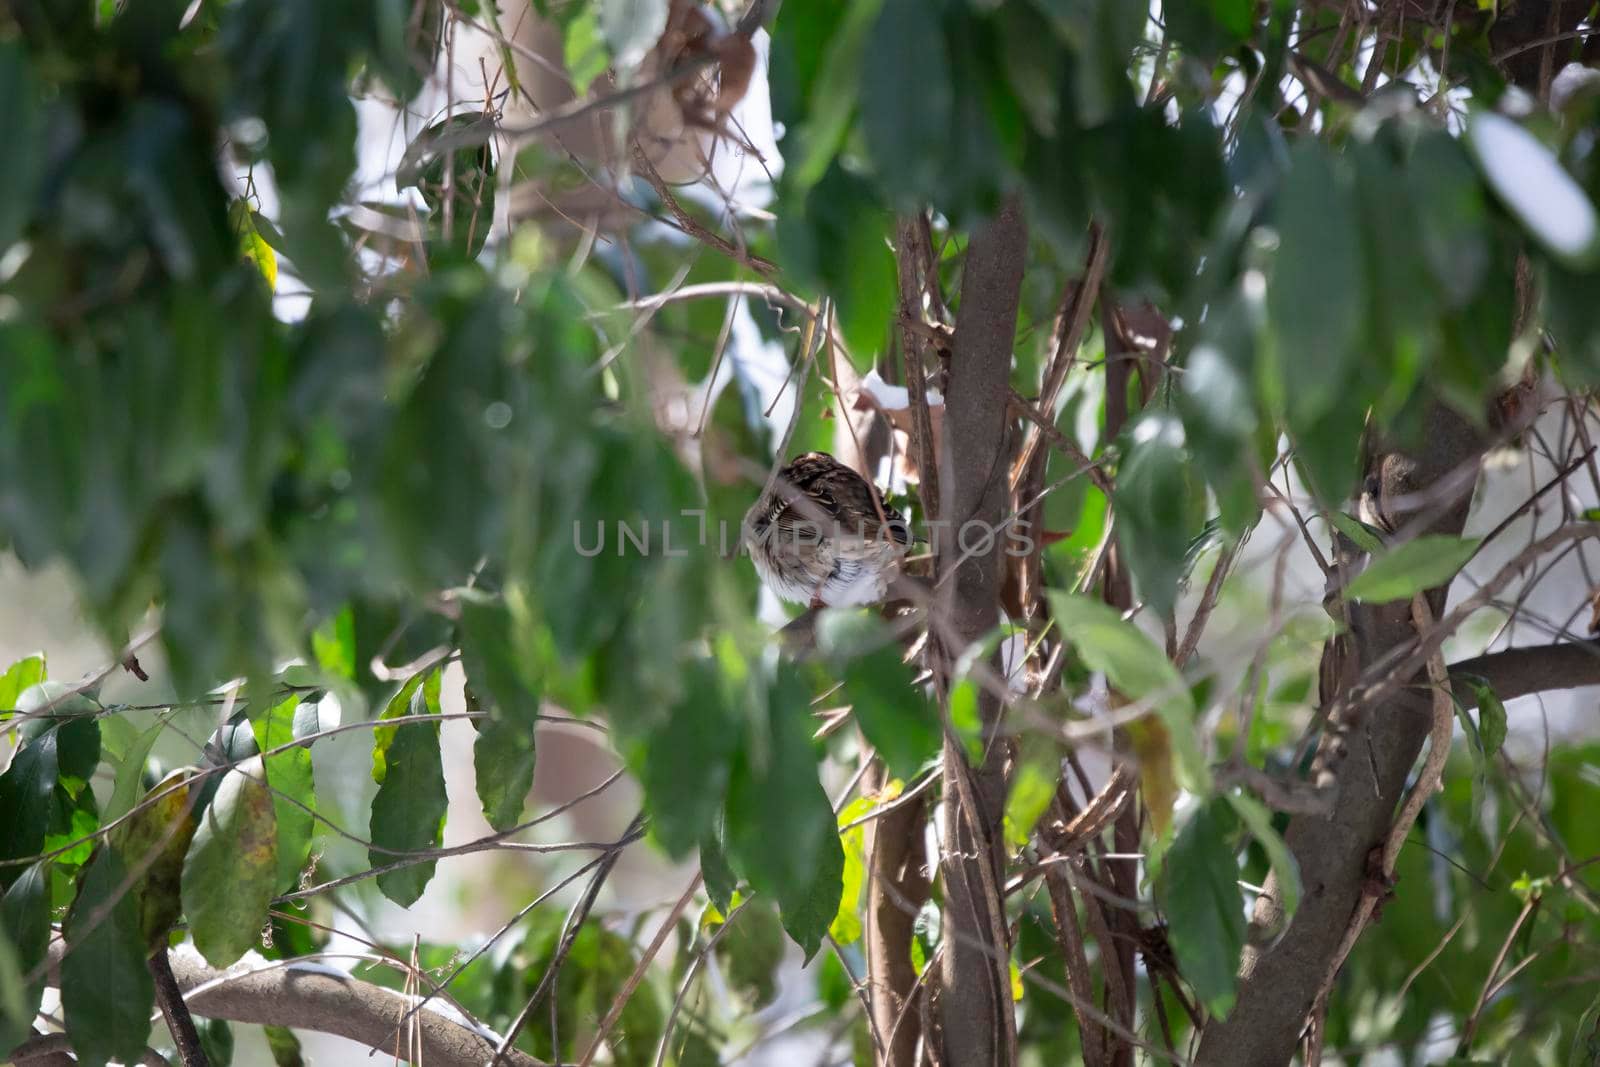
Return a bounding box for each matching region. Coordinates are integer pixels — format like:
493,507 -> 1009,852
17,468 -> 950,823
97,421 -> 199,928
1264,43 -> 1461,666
744,451 -> 912,609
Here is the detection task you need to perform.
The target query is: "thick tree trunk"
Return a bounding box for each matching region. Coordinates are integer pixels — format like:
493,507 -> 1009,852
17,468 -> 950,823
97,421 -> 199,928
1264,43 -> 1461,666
1195,405 -> 1484,1066
935,195 -> 1027,1067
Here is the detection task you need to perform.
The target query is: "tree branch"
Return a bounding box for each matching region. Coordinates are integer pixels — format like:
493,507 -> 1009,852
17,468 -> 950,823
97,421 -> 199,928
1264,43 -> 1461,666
150,946 -> 210,1067
1448,640 -> 1600,706
864,778 -> 929,1067
1197,403 -> 1486,1066
41,941 -> 545,1067
896,214 -> 943,527
936,194 -> 1027,1067
9,1032 -> 168,1066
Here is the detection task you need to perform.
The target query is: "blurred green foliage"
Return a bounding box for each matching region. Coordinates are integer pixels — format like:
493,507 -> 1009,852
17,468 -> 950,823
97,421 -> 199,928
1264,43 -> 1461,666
1,0 -> 1600,1064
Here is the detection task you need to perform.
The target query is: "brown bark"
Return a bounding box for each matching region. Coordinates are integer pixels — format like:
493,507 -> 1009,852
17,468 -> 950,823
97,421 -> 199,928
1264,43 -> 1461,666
1450,641 -> 1600,704
39,940 -> 544,1067
864,786 -> 930,1066
150,947 -> 210,1067
1195,404 -> 1485,1066
935,195 -> 1027,1067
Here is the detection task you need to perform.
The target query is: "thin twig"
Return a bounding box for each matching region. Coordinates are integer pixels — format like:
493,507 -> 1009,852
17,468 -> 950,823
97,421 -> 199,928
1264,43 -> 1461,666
575,873 -> 703,1067
150,946 -> 211,1067
490,812 -> 647,1066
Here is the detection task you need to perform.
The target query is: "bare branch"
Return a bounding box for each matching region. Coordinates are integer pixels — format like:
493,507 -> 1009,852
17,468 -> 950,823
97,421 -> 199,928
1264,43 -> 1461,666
38,942 -> 544,1067
1449,640 -> 1600,705
936,194 -> 1028,1067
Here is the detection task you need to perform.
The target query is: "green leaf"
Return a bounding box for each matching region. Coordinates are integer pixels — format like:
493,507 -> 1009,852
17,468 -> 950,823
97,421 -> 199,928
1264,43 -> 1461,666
1114,412 -> 1201,617
1224,792 -> 1301,918
371,671 -> 430,783
36,712 -> 101,789
0,654 -> 45,715
1004,746 -> 1058,851
716,900 -> 786,1009
1329,511 -> 1385,555
1046,593 -> 1211,792
631,658 -> 738,857
724,665 -> 844,960
700,820 -> 737,915
948,677 -> 984,765
0,39 -> 45,253
1268,138 -> 1363,427
395,116 -> 498,257
816,611 -> 938,780
263,1025 -> 306,1067
1467,111 -> 1600,270
230,202 -> 278,291
1343,535 -> 1481,603
459,590 -> 541,833
1474,682 -> 1507,759
0,863 -> 48,1053
1408,130 -> 1490,309
458,589 -> 541,728
600,0 -> 667,71
0,926 -> 27,1058
368,671 -> 448,906
199,1017 -> 236,1067
311,607 -> 356,680
1160,799 -> 1244,1019
1163,0 -> 1253,58
1178,292 -> 1262,535
0,728 -> 59,888
830,793 -> 877,944
1570,988 -> 1600,1067
563,5 -> 609,94
0,705 -> 95,889
104,719 -> 164,824
860,0 -> 953,210
775,821 -> 845,964
43,796 -> 99,873
786,0 -> 886,190
63,849 -> 156,1067
1546,260 -> 1600,381
1038,0 -> 1143,127
777,164 -> 896,364
182,756 -> 279,967
253,697 -> 315,892
472,716 -> 536,833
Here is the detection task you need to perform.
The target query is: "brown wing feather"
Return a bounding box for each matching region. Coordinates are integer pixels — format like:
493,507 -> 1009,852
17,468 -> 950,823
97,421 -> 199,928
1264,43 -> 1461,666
775,452 -> 909,546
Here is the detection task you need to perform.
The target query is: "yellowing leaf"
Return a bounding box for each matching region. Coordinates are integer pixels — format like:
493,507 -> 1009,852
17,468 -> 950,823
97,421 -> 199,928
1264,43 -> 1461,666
1128,716 -> 1176,835
182,756 -> 278,967
111,768 -> 200,950
229,201 -> 277,290
1047,593 -> 1210,794
829,794 -> 874,945
243,225 -> 276,290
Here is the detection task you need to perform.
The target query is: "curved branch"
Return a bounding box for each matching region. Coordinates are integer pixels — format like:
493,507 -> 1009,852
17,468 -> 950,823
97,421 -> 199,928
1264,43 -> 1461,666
9,1032 -> 167,1066
1448,640 -> 1600,707
40,942 -> 544,1067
